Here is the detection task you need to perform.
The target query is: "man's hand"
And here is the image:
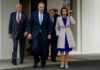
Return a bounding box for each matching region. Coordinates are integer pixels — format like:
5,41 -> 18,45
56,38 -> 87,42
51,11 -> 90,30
9,34 -> 12,39
24,32 -> 28,37
48,35 -> 51,39
28,34 -> 32,40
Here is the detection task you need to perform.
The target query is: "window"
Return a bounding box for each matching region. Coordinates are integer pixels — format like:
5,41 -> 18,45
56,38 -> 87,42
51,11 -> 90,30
63,0 -> 72,10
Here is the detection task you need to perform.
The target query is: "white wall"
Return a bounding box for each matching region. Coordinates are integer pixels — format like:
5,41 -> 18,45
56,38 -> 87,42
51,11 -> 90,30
0,0 -> 2,59
0,0 -> 19,59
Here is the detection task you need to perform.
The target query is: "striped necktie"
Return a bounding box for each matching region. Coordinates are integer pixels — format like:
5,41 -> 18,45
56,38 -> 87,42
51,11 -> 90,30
17,13 -> 20,24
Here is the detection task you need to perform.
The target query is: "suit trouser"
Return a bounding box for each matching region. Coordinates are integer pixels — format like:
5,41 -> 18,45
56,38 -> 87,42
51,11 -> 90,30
47,36 -> 57,59
12,36 -> 25,61
32,33 -> 47,66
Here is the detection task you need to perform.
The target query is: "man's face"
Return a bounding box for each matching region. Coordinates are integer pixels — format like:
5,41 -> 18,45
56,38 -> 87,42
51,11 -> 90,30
38,4 -> 45,13
16,5 -> 22,13
54,10 -> 58,15
49,10 -> 55,18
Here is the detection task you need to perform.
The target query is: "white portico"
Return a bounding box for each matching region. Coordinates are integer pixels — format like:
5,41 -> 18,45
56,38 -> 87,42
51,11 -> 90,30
0,0 -> 100,60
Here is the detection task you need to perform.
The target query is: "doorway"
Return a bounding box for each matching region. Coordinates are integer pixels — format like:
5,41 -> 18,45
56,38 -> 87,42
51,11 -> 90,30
19,0 -> 81,56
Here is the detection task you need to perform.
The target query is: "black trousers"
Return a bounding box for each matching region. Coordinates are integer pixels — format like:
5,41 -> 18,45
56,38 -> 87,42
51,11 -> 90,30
12,36 -> 25,61
47,36 -> 57,60
32,32 -> 47,66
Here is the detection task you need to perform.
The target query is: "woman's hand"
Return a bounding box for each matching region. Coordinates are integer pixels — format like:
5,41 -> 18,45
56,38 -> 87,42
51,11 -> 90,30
68,12 -> 71,16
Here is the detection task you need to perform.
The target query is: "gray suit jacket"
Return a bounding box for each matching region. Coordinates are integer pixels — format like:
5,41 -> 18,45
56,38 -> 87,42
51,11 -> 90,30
8,12 -> 28,38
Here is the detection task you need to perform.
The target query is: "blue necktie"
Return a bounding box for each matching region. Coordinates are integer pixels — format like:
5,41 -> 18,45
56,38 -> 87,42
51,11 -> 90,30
50,18 -> 54,31
39,13 -> 43,25
50,18 -> 54,24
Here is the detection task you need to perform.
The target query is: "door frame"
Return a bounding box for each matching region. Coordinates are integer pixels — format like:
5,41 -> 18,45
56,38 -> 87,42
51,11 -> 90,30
70,0 -> 82,55
19,0 -> 82,55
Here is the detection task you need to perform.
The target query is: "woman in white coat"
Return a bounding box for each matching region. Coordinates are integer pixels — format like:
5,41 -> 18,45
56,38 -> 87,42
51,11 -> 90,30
55,7 -> 75,69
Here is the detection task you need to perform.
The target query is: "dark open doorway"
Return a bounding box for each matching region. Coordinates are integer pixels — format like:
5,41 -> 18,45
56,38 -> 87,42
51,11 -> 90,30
20,0 -> 47,16
19,0 -> 78,57
31,0 -> 47,12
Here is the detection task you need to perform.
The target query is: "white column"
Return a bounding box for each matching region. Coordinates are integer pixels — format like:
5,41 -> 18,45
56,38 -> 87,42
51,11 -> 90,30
0,0 -> 19,59
81,0 -> 98,54
94,0 -> 100,53
0,0 -> 2,59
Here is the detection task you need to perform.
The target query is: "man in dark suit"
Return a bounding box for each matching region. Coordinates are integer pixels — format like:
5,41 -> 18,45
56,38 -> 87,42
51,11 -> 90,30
28,2 -> 51,68
54,8 -> 60,18
8,4 -> 28,65
47,9 -> 57,62
54,8 -> 60,24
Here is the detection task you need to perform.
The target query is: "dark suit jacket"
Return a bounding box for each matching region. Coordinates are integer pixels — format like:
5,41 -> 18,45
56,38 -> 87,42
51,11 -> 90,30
8,12 -> 28,38
28,11 -> 51,40
51,14 -> 60,38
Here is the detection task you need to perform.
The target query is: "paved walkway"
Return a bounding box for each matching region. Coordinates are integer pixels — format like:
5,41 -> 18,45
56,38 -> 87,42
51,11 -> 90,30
0,54 -> 100,70
4,60 -> 100,70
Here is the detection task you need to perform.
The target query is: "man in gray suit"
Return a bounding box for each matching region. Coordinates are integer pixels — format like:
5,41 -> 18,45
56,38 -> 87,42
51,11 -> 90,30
8,4 -> 28,65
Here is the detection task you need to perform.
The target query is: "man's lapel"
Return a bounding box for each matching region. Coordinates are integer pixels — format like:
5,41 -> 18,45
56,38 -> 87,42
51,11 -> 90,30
41,12 -> 45,25
15,12 -> 17,24
36,11 -> 40,25
19,12 -> 23,24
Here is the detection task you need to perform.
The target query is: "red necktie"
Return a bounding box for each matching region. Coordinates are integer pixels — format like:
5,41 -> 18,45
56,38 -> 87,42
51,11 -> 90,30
17,13 -> 20,24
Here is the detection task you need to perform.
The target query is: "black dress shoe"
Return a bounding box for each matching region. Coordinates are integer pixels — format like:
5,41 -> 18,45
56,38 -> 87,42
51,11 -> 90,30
20,61 -> 23,64
46,57 -> 48,60
33,65 -> 38,68
41,65 -> 46,68
41,64 -> 46,68
51,59 -> 57,62
37,59 -> 40,62
11,59 -> 17,65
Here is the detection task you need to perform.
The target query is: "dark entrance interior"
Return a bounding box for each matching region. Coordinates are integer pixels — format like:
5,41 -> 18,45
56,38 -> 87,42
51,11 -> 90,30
31,0 -> 47,12
19,0 -> 77,57
20,0 -> 47,17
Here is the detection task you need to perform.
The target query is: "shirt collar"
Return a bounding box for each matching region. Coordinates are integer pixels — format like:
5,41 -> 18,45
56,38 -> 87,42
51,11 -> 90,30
17,12 -> 21,15
39,11 -> 43,14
